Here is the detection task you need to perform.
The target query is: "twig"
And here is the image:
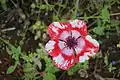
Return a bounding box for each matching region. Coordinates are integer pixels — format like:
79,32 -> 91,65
1,27 -> 16,32
0,37 -> 13,47
88,20 -> 97,28
110,13 -> 120,16
44,0 -> 61,18
73,0 -> 79,19
19,20 -> 30,46
79,12 -> 120,19
84,12 -> 120,27
93,59 -> 98,74
10,0 -> 17,8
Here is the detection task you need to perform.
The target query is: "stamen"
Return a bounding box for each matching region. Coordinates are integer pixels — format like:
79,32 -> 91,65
62,46 -> 68,50
59,39 -> 66,43
72,47 -> 76,56
59,31 -> 79,57
66,36 -> 77,49
76,36 -> 81,40
70,31 -> 72,37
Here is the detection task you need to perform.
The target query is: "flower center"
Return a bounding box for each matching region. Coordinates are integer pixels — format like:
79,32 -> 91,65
59,31 -> 82,56
66,36 -> 77,49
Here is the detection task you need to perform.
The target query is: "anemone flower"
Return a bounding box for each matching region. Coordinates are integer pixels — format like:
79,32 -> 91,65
45,19 -> 99,70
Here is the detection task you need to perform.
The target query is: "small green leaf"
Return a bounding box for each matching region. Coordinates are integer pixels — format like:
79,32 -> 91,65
40,4 -> 47,9
11,46 -> 21,61
31,3 -> 36,8
93,27 -> 105,35
104,55 -> 108,65
7,65 -> 16,74
101,6 -> 110,22
110,20 -> 120,26
33,58 -> 42,70
23,63 -> 34,72
83,13 -> 88,22
80,60 -> 88,69
16,46 -> 21,54
43,72 -> 56,80
97,19 -> 102,27
35,21 -> 41,26
67,70 -> 74,75
93,52 -> 102,59
67,63 -> 79,75
0,0 -> 7,10
35,31 -> 41,40
10,45 -> 16,54
108,63 -> 116,72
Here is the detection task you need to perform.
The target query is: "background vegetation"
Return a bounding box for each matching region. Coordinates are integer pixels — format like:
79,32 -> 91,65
0,0 -> 120,80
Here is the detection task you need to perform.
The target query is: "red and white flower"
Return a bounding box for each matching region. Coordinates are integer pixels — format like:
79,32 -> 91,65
45,19 -> 99,70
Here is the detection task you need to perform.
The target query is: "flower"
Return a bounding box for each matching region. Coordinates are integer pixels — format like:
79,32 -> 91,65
111,61 -> 116,65
45,19 -> 99,70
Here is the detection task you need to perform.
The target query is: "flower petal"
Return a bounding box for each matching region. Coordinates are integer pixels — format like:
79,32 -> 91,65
79,54 -> 89,62
75,37 -> 85,54
77,35 -> 99,62
71,30 -> 81,39
59,31 -> 70,41
62,48 -> 73,56
48,22 -> 70,40
45,40 -> 60,57
53,54 -> 75,70
69,19 -> 87,36
84,35 -> 99,54
85,35 -> 99,48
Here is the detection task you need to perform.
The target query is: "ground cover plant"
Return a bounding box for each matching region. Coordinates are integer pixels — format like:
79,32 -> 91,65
0,0 -> 120,80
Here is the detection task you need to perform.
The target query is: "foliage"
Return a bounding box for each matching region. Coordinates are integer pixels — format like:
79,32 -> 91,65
0,0 -> 8,10
0,37 -> 21,74
0,0 -> 120,79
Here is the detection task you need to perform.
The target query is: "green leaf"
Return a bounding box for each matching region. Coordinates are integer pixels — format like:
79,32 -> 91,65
104,55 -> 108,65
53,13 -> 59,21
80,60 -> 88,69
23,63 -> 34,72
110,20 -> 120,26
35,31 -> 41,40
0,0 -> 7,10
67,63 -> 79,75
97,19 -> 102,27
11,46 -> 21,61
108,63 -> 116,72
33,58 -> 42,70
7,65 -> 16,74
43,72 -> 56,80
40,4 -> 47,9
67,70 -> 74,75
93,27 -> 105,35
16,46 -> 21,54
83,13 -> 88,22
101,6 -> 110,22
93,52 -> 102,59
9,45 -> 16,54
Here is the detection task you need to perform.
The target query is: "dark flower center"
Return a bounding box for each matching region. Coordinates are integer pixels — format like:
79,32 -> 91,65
59,31 -> 81,56
66,36 -> 77,49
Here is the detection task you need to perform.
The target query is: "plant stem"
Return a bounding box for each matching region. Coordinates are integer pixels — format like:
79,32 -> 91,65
110,13 -> 120,16
79,12 -> 120,19
0,37 -> 13,47
58,71 -> 66,80
72,0 -> 79,19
